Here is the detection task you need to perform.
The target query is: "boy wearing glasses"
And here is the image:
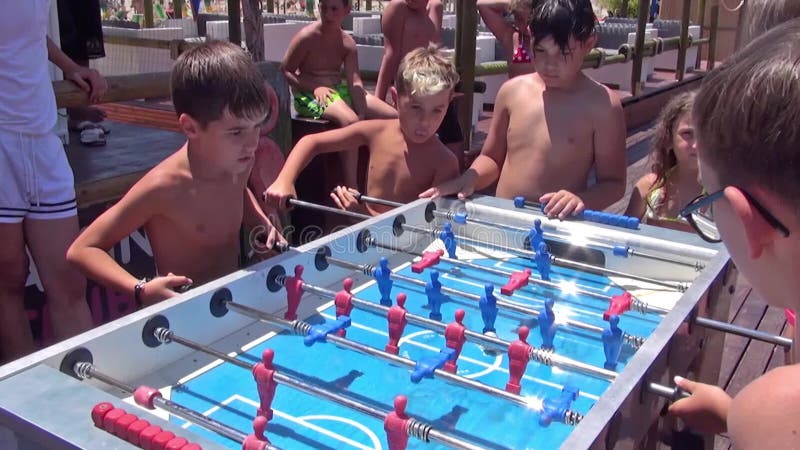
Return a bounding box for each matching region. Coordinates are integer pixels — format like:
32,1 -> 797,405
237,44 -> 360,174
668,19 -> 800,448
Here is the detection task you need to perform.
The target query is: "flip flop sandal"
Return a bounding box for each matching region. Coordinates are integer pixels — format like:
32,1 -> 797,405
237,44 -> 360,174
80,127 -> 106,146
71,120 -> 111,135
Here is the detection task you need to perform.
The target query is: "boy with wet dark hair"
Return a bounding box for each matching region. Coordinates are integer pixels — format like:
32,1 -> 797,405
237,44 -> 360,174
422,0 -> 626,220
68,41 -> 285,307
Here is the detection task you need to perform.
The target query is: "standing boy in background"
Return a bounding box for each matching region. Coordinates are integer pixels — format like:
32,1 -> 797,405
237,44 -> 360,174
376,0 -> 464,157
422,0 -> 626,219
267,44 -> 460,217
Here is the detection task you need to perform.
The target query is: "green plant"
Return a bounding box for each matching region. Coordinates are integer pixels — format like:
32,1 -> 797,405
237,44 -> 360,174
597,0 -> 641,18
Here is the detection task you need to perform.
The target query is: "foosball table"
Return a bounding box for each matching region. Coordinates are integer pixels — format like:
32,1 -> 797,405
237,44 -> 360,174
0,195 -> 743,450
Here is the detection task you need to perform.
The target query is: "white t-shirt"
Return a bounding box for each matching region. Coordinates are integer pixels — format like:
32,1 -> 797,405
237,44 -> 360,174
0,0 -> 57,135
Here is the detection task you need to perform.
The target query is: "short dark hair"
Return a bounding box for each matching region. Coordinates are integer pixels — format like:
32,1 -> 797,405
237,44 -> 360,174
171,40 -> 269,128
694,18 -> 800,211
530,0 -> 596,54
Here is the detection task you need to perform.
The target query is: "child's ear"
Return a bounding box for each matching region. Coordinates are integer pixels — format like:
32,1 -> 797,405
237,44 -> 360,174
584,34 -> 598,52
725,186 -> 774,259
178,113 -> 201,139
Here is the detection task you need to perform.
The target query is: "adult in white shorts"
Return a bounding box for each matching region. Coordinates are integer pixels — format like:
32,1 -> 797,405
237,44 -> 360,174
0,0 -> 106,361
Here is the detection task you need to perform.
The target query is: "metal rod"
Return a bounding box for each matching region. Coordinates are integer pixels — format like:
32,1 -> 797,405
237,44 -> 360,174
400,221 -> 686,291
158,327 -> 484,449
73,362 -> 251,445
224,299 -> 588,420
301,282 -> 623,379
288,198 -> 371,221
290,197 -> 686,290
325,255 -> 646,350
694,317 -> 793,348
357,195 -> 702,271
644,382 -> 690,401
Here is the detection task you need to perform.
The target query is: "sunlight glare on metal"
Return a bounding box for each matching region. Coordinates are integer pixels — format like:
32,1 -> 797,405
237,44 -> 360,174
524,395 -> 544,412
559,280 -> 578,296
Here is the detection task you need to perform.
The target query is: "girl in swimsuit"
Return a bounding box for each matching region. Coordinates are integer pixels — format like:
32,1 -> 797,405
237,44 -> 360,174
625,91 -> 702,232
477,0 -> 536,78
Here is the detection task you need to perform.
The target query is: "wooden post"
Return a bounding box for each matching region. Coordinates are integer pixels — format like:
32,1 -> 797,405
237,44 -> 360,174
454,0 -> 478,157
228,0 -> 242,45
144,0 -> 155,27
695,0 -> 706,68
242,0 -> 264,60
366,0 -> 372,11
733,0 -> 748,50
173,0 -> 183,18
708,3 -> 719,70
631,0 -> 650,95
675,0 -> 691,80
267,0 -> 275,13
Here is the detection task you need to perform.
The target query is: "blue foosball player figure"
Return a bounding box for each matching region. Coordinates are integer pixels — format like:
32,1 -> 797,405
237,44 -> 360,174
602,315 -> 624,370
439,222 -> 457,259
535,242 -> 552,281
425,271 -> 446,320
539,386 -> 580,427
374,257 -> 393,306
538,298 -> 557,350
479,284 -> 498,335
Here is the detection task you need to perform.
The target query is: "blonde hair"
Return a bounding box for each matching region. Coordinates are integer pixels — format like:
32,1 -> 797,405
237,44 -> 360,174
396,43 -> 460,96
510,0 -> 535,14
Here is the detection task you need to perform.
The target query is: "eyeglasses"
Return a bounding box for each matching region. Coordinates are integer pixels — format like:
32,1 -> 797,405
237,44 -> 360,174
679,188 -> 791,243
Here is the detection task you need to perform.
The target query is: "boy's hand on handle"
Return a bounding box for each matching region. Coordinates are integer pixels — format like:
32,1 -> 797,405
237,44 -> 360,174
66,66 -> 108,104
539,190 -> 586,219
330,186 -> 368,214
419,173 -> 477,200
252,214 -> 288,256
668,376 -> 731,435
313,86 -> 335,105
140,273 -> 193,306
264,181 -> 297,210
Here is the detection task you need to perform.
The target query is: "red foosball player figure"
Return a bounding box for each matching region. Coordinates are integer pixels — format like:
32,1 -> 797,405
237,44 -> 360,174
285,265 -> 305,320
443,309 -> 467,373
501,268 -> 532,296
604,292 -> 632,320
385,293 -> 408,355
253,349 -> 278,420
243,415 -> 271,450
334,278 -> 355,337
411,249 -> 444,273
506,326 -> 532,394
384,395 -> 410,450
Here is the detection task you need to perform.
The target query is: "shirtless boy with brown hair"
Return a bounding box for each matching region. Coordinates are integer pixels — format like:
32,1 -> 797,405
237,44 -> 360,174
422,0 -> 626,219
282,0 -> 397,187
67,41 -> 285,306
266,44 -> 460,217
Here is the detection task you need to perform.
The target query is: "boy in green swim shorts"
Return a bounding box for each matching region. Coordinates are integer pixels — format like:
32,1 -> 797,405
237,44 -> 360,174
282,0 -> 397,188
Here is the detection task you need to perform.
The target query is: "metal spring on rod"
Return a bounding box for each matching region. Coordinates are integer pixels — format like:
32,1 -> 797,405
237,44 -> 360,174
624,333 -> 646,349
154,327 -> 173,344
275,274 -> 287,287
529,347 -> 554,366
361,263 -> 376,276
563,409 -> 583,426
365,235 -> 376,248
631,298 -> 650,314
444,210 -> 455,221
406,418 -> 432,442
74,361 -> 92,380
291,321 -> 311,336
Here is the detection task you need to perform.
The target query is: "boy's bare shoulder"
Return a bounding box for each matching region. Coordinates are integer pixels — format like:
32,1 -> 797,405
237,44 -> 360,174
728,364 -> 800,448
383,0 -> 409,17
342,30 -> 357,49
496,74 -> 542,105
133,152 -> 191,202
580,75 -> 624,109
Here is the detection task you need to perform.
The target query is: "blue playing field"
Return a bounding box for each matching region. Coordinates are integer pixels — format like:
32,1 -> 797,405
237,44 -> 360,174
168,256 -> 664,449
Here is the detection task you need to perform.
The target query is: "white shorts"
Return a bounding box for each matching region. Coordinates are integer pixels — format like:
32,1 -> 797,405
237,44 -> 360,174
0,129 -> 77,223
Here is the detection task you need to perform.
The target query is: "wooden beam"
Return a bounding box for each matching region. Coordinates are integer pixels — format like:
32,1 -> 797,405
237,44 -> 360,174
242,0 -> 265,60
708,3 -> 719,70
454,0 -> 478,156
228,0 -> 242,44
174,0 -> 184,18
676,0 -> 692,81
144,0 -> 155,28
695,0 -> 706,68
631,0 -> 650,95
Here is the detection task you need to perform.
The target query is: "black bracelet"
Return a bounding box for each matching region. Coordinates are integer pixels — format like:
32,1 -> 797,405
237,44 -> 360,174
134,277 -> 148,306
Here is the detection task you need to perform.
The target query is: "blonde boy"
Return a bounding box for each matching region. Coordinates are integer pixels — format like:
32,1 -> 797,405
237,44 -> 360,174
266,44 -> 460,216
